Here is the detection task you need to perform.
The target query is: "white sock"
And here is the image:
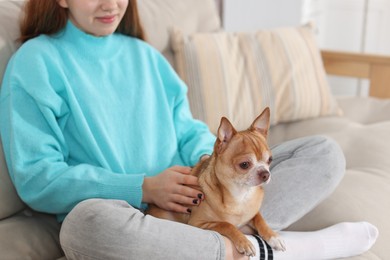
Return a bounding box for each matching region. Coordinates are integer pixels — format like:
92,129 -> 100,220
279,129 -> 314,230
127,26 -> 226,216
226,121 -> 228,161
246,222 -> 378,260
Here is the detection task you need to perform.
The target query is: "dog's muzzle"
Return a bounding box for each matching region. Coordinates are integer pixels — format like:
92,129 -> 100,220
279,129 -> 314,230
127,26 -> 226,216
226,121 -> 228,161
258,169 -> 271,184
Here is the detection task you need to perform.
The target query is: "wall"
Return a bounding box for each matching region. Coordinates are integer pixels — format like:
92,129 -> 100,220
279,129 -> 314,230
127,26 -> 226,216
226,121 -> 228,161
302,0 -> 390,96
223,0 -> 304,31
223,0 -> 390,97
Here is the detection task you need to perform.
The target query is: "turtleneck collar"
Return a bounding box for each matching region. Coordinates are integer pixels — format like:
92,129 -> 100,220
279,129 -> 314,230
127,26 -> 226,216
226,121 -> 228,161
55,20 -> 122,59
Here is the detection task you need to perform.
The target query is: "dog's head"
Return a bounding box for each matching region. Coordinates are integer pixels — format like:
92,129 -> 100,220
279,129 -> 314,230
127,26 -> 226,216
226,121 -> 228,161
213,107 -> 272,188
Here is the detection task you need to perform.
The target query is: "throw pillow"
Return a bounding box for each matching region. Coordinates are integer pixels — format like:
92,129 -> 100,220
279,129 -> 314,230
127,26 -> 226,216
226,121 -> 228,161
170,25 -> 341,134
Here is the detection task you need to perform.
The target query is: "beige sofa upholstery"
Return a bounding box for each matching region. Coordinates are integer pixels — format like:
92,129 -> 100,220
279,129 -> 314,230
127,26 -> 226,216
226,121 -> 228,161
0,0 -> 389,259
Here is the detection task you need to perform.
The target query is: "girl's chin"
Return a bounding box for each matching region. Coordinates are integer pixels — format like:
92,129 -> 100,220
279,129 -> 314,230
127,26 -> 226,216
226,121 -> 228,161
88,28 -> 117,37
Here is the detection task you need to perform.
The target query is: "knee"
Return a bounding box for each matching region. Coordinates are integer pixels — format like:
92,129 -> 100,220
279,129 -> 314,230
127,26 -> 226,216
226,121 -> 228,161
61,198 -> 130,227
60,199 -> 140,255
308,135 -> 346,184
60,199 -> 112,238
310,135 -> 345,164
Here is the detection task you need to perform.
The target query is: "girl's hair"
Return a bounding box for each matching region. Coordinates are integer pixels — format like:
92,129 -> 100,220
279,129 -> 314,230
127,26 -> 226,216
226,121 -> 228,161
19,0 -> 145,43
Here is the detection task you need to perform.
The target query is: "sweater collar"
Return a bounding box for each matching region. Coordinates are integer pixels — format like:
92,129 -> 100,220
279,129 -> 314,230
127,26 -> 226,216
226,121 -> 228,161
56,20 -> 120,58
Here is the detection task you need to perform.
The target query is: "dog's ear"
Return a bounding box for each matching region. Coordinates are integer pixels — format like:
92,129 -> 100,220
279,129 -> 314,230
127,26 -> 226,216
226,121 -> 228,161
216,117 -> 237,154
250,107 -> 270,138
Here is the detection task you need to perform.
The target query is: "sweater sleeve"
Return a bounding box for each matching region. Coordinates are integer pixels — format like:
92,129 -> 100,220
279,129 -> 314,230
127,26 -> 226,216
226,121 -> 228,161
0,44 -> 145,217
155,53 -> 216,166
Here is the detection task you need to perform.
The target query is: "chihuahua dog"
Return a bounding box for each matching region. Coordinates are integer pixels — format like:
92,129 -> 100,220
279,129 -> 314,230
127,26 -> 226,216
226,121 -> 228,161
147,107 -> 285,256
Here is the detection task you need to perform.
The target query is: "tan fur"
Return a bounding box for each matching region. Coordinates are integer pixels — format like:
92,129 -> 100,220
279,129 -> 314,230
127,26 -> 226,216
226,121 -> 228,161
146,107 -> 285,256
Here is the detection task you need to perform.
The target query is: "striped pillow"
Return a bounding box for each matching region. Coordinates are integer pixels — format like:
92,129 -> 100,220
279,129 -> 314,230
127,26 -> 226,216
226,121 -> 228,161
171,25 -> 341,134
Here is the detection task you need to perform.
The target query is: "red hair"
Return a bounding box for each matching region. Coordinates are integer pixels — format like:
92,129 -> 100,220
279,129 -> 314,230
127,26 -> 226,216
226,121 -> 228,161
19,0 -> 145,43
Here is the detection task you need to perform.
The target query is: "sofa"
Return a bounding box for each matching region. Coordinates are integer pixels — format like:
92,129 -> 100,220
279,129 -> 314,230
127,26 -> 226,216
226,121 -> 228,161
0,0 -> 389,259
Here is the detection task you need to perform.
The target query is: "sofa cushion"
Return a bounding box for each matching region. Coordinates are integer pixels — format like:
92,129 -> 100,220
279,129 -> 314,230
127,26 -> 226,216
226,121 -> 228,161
0,138 -> 25,220
171,25 -> 341,133
0,0 -> 23,85
0,209 -> 63,259
337,96 -> 390,124
0,0 -> 26,220
138,0 -> 221,64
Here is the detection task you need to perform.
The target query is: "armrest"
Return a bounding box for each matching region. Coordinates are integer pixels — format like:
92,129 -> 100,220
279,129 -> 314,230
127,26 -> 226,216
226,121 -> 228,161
321,50 -> 390,98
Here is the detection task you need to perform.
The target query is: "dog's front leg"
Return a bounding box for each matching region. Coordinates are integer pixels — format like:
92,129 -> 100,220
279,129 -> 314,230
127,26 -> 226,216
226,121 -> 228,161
199,221 -> 257,257
251,212 -> 286,251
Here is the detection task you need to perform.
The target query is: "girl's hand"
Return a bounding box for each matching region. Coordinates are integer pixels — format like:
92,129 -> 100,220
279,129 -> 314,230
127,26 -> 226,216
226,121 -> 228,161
142,166 -> 203,214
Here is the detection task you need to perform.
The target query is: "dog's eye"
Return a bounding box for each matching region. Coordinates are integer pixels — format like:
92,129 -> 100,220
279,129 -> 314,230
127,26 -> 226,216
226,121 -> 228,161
268,156 -> 273,164
239,162 -> 251,169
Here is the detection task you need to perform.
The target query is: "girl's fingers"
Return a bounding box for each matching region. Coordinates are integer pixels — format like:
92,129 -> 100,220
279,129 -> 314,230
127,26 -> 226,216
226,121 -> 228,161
167,202 -> 191,214
171,193 -> 200,207
168,195 -> 199,214
175,182 -> 203,200
179,174 -> 199,186
171,165 -> 192,174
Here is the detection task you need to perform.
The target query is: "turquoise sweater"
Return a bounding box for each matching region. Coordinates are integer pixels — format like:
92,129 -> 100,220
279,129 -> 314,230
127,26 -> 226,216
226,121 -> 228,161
0,21 -> 215,221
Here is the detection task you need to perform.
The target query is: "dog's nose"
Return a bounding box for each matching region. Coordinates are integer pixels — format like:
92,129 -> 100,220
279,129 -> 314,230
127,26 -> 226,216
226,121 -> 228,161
258,170 -> 270,182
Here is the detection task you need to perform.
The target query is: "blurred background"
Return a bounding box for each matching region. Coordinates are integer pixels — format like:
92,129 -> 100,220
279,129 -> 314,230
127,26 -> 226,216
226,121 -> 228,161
222,0 -> 390,97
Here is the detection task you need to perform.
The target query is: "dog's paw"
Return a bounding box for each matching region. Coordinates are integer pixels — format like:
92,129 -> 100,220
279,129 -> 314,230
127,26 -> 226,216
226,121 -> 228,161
234,237 -> 256,257
267,235 -> 286,251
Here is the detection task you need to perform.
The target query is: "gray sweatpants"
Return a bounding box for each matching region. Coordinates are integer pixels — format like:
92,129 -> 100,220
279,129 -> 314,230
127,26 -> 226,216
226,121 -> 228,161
59,135 -> 345,260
